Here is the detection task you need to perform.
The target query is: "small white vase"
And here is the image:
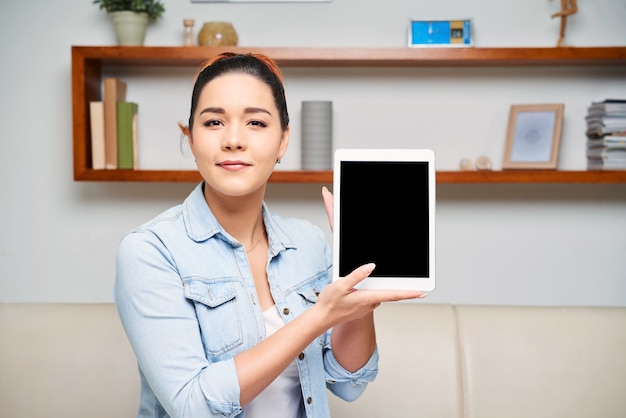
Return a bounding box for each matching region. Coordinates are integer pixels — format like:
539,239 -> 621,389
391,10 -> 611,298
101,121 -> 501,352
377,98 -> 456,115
110,11 -> 149,46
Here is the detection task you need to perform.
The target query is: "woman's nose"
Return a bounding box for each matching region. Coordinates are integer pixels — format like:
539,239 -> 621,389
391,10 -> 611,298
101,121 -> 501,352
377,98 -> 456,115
222,126 -> 245,150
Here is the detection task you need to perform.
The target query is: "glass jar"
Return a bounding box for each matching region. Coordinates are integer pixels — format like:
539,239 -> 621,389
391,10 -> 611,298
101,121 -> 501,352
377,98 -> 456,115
183,19 -> 195,46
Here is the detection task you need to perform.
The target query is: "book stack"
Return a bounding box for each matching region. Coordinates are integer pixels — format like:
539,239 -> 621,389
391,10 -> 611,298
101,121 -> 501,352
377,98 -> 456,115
586,99 -> 626,170
89,77 -> 138,170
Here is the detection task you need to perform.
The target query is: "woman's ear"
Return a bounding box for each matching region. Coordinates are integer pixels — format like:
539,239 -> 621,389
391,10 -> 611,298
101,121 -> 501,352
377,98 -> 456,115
277,126 -> 290,161
178,123 -> 191,141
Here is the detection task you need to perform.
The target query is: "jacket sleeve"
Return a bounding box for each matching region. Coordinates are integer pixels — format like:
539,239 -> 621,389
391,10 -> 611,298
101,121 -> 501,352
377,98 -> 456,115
323,336 -> 379,402
114,230 -> 243,418
322,237 -> 379,402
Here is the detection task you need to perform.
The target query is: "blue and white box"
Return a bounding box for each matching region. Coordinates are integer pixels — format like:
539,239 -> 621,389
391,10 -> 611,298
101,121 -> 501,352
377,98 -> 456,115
409,19 -> 473,47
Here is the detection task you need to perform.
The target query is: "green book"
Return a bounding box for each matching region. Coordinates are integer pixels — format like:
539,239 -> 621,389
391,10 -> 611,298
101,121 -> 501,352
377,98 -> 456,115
116,102 -> 138,170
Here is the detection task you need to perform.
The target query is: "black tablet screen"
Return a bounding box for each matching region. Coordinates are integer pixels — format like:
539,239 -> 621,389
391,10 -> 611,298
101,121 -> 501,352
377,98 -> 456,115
338,161 -> 430,278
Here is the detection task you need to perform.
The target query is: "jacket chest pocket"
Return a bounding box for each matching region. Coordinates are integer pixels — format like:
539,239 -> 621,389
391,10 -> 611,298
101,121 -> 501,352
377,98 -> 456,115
183,278 -> 243,357
295,275 -> 328,346
294,274 -> 328,307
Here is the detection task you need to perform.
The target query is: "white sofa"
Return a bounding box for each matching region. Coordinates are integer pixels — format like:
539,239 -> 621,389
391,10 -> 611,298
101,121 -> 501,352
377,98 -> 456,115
1,303 -> 625,418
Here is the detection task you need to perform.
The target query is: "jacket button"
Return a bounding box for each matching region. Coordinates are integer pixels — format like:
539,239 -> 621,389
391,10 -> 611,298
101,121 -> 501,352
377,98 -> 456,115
298,352 -> 305,360
283,308 -> 290,315
306,397 -> 312,404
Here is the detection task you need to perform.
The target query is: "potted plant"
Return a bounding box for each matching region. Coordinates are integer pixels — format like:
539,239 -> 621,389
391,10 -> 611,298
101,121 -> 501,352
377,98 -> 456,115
93,0 -> 165,46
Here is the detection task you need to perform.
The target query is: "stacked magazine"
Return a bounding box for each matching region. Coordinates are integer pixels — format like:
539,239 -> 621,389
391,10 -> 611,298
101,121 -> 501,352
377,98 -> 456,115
586,99 -> 626,170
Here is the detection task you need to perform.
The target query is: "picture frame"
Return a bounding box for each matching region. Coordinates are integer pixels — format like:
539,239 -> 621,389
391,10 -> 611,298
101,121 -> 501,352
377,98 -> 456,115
502,104 -> 564,170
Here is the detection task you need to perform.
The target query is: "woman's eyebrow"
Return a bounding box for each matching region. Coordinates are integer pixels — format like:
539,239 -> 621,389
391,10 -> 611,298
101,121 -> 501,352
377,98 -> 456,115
199,107 -> 271,116
199,107 -> 224,115
244,107 -> 272,116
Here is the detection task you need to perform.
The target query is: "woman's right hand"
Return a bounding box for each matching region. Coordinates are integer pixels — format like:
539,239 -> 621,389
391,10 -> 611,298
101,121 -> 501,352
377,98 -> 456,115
315,263 -> 425,328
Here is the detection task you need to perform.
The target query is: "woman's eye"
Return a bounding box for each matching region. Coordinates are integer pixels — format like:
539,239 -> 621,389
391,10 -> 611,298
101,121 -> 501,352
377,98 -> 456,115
248,120 -> 267,127
203,119 -> 222,127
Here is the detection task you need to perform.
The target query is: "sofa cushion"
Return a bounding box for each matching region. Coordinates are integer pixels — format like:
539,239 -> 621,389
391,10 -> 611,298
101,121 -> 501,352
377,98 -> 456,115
456,305 -> 626,418
329,303 -> 463,418
0,303 -> 140,418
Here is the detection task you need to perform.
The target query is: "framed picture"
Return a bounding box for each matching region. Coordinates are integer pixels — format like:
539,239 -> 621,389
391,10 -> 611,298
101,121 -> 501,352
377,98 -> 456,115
502,104 -> 564,170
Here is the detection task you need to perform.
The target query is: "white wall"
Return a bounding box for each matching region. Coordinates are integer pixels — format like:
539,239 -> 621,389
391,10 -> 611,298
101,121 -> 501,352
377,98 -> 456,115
0,0 -> 625,305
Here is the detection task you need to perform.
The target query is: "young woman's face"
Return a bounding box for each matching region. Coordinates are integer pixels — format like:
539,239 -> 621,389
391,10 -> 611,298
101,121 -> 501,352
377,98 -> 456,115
190,72 -> 289,198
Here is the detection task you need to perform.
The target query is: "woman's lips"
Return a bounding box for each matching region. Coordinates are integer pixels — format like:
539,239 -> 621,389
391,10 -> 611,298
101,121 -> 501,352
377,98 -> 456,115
218,160 -> 251,171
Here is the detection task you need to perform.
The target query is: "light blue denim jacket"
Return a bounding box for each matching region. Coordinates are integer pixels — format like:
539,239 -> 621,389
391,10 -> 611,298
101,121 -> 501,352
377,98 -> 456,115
115,182 -> 378,418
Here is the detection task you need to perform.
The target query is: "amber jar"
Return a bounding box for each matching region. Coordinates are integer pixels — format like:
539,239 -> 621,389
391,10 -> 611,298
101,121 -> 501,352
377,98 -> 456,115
197,22 -> 238,47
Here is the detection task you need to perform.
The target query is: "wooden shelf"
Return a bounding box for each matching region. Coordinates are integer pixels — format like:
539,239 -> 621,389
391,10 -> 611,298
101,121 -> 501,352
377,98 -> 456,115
71,46 -> 626,184
72,45 -> 626,67
74,169 -> 626,184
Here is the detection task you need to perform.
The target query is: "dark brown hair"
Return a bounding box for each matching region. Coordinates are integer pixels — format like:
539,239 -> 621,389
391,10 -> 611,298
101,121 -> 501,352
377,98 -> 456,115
180,52 -> 290,137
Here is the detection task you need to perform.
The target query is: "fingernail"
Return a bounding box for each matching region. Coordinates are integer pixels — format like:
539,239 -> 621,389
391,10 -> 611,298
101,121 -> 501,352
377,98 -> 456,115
363,263 -> 376,274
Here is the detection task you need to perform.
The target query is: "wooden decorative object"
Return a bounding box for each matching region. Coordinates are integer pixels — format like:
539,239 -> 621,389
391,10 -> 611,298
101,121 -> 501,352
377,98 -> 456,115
550,0 -> 578,47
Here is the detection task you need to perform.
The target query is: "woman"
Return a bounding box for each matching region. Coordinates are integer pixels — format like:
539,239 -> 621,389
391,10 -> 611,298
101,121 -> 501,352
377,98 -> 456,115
115,52 -> 424,418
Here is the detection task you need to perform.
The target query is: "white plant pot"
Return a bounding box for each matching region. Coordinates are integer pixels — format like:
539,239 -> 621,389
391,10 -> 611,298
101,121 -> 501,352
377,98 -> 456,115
110,11 -> 149,46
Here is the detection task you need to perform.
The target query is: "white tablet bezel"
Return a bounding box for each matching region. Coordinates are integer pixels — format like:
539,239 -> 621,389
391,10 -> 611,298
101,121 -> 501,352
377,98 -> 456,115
332,148 -> 436,292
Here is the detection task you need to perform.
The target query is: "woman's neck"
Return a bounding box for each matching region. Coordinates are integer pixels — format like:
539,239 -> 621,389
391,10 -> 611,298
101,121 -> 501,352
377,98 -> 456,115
203,185 -> 266,248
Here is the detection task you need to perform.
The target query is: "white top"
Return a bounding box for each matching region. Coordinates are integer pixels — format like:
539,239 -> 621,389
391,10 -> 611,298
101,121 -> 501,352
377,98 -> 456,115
245,304 -> 304,418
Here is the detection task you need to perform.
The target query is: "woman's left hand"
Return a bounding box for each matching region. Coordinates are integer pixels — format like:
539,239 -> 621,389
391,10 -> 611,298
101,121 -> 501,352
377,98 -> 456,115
322,186 -> 334,231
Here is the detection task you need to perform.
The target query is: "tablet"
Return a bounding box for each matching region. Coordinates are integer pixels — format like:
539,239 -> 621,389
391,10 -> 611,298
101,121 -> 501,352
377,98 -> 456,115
332,148 -> 436,292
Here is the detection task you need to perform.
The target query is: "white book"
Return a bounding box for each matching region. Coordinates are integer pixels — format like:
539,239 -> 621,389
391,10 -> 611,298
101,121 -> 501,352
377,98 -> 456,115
89,101 -> 105,170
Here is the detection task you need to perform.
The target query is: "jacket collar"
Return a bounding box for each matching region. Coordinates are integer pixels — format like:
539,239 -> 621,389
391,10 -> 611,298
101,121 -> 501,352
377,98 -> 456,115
182,182 -> 296,254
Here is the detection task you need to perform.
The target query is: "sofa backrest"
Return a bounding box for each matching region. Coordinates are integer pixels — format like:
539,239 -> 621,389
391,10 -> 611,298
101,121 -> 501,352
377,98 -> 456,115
331,303 -> 626,418
2,303 -> 625,418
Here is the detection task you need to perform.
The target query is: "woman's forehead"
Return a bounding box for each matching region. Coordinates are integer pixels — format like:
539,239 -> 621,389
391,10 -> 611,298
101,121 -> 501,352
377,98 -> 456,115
198,73 -> 275,105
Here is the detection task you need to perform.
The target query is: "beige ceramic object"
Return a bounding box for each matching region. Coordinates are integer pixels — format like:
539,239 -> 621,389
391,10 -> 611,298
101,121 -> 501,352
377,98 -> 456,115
459,158 -> 474,171
475,155 -> 493,171
198,22 -> 238,47
110,11 -> 149,46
